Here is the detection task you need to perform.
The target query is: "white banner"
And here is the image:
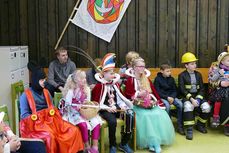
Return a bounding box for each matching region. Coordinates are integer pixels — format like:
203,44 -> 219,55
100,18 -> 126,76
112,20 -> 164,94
71,0 -> 131,42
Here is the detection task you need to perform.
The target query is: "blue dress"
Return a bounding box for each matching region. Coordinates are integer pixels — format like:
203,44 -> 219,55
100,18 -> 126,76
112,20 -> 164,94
134,106 -> 175,149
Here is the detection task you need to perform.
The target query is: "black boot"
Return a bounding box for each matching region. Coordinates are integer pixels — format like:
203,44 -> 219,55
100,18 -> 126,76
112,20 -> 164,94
186,127 -> 193,140
224,126 -> 229,136
196,121 -> 207,134
177,125 -> 185,135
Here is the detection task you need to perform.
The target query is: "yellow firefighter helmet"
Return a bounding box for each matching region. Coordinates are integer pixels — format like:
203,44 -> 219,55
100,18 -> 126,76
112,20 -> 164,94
181,52 -> 198,63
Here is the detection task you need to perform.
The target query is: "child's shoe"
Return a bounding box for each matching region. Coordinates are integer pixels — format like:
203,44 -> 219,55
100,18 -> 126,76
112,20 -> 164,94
177,126 -> 185,135
154,145 -> 161,153
149,146 -> 155,152
196,121 -> 207,134
211,116 -> 220,128
186,127 -> 193,140
87,147 -> 99,153
118,143 -> 133,153
158,101 -> 166,110
224,126 -> 229,136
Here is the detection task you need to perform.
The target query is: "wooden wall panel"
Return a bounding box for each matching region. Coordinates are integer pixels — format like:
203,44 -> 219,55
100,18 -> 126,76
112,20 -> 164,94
39,0 -> 48,66
147,0 -> 156,67
207,0 -> 217,63
8,0 -> 18,45
167,0 -> 177,67
218,0 -> 229,52
0,0 -> 229,68
187,0 -> 197,53
117,12 -> 128,66
199,0 -> 209,67
127,0 -> 136,53
19,0 -> 28,45
178,0 -> 188,67
48,0 -> 58,61
0,0 -> 9,44
27,0 -> 38,62
138,0 -> 148,65
158,0 -> 168,66
58,0 -> 68,47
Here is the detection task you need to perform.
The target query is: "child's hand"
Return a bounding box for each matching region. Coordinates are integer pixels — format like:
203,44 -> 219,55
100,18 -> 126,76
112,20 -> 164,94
9,138 -> 21,152
8,135 -> 18,141
108,98 -> 115,106
151,100 -> 157,106
110,94 -> 115,98
167,97 -> 174,104
190,98 -> 199,107
138,90 -> 147,97
16,139 -> 21,150
58,86 -> 64,92
107,106 -> 117,113
120,106 -> 127,111
219,69 -> 225,75
89,84 -> 95,89
221,81 -> 229,87
77,105 -> 82,110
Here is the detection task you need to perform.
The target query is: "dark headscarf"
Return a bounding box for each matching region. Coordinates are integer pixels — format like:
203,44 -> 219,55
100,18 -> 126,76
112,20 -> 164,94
31,68 -> 46,95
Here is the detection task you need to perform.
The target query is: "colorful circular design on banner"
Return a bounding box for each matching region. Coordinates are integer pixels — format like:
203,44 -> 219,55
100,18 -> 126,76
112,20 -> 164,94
87,0 -> 124,24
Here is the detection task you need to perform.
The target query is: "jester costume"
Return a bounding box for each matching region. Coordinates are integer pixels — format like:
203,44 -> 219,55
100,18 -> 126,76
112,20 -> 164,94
92,53 -> 134,153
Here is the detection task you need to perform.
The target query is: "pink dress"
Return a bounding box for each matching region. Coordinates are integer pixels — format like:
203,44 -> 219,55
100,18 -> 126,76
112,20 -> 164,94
61,87 -> 102,131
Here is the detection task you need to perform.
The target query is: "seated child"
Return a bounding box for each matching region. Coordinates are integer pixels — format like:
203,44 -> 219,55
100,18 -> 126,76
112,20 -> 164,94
92,53 -> 134,153
20,68 -> 84,153
0,112 -> 20,153
0,122 -> 7,153
119,51 -> 139,85
209,61 -> 229,82
154,63 -> 184,135
208,45 -> 229,134
124,57 -> 175,153
61,70 -> 102,153
179,52 -> 211,140
0,112 -> 46,153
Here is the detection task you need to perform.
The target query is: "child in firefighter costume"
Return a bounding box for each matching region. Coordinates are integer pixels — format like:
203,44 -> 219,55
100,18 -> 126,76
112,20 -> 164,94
60,70 -> 102,153
208,44 -> 229,136
92,53 -> 134,153
178,52 -> 211,140
124,57 -> 175,153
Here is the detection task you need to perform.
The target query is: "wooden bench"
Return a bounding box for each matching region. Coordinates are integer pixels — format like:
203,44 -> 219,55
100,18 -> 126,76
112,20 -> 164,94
44,67 -> 209,83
